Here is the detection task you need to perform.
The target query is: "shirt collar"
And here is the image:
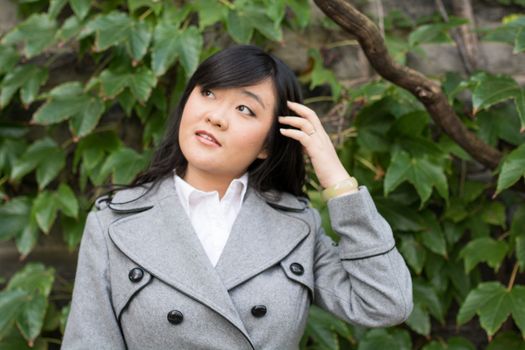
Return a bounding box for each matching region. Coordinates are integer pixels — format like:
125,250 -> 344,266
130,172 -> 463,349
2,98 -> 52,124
173,171 -> 249,213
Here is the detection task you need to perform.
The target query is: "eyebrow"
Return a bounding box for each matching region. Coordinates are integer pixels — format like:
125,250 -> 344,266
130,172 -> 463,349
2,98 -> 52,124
241,89 -> 266,110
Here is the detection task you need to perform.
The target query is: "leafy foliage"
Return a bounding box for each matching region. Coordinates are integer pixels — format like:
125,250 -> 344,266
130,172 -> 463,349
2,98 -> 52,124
0,0 -> 524,349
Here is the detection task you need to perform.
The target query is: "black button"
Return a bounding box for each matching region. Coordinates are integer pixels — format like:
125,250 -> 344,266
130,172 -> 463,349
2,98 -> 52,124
167,310 -> 184,324
128,267 -> 144,282
251,305 -> 267,317
331,241 -> 339,247
290,262 -> 304,276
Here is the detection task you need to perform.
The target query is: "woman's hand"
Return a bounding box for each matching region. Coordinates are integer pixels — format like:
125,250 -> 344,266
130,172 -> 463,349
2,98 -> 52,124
279,100 -> 352,189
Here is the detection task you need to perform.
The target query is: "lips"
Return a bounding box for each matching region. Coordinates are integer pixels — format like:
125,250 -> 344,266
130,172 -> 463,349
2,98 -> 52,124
195,130 -> 221,146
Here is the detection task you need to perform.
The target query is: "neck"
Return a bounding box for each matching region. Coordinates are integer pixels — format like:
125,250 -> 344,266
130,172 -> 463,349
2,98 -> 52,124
183,166 -> 245,199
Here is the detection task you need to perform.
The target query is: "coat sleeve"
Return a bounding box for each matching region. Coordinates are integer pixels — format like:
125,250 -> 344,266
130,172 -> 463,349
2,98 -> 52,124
311,186 -> 413,327
62,211 -> 126,349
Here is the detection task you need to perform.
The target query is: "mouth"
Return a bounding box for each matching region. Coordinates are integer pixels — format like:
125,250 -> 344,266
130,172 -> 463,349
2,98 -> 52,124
195,130 -> 222,147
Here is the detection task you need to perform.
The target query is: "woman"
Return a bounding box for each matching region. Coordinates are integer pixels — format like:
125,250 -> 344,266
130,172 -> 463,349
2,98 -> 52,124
62,45 -> 413,349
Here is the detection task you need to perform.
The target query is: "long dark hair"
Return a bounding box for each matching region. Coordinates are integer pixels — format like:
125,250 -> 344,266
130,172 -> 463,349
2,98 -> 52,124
131,45 -> 306,197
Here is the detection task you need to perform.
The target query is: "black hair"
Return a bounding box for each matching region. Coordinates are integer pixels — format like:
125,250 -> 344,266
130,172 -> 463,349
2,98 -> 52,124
131,45 -> 306,197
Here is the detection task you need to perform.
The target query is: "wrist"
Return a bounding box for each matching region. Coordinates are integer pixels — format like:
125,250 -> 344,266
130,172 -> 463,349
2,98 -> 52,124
321,177 -> 359,201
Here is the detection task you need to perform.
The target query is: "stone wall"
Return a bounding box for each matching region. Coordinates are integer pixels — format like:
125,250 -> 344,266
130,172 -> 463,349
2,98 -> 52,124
1,0 -> 524,281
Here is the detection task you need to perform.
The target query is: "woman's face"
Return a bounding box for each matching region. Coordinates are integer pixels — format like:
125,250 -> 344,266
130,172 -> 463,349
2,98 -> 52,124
178,78 -> 277,181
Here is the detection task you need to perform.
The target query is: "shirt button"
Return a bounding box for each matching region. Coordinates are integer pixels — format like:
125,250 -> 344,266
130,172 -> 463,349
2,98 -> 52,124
290,262 -> 304,276
128,267 -> 144,282
167,310 -> 184,325
251,305 -> 267,317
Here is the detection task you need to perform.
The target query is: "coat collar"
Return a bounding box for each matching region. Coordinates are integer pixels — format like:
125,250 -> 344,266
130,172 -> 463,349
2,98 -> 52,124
106,176 -> 310,344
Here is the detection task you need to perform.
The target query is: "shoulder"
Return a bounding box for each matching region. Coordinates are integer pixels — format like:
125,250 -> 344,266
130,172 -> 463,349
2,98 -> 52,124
93,176 -> 174,213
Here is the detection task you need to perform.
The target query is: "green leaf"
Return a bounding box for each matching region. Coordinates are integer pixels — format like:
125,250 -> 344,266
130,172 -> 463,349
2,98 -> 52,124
375,197 -> 425,231
69,96 -> 105,137
471,73 -> 521,114
0,45 -> 19,75
15,216 -> 39,258
193,0 -> 228,29
226,10 -> 254,43
384,150 -> 448,207
487,332 -> 525,350
82,11 -> 133,51
48,0 -> 68,18
408,18 -> 467,47
496,144 -> 525,195
308,48 -> 342,100
56,15 -> 82,42
517,236 -> 525,272
73,130 -> 121,171
32,191 -> 58,234
61,215 -> 85,250
457,283 -> 525,338
152,22 -> 203,77
304,305 -> 354,349
413,279 -> 445,323
16,293 -> 47,344
69,0 -> 90,20
56,183 -> 79,218
422,337 -> 476,350
248,5 -> 283,42
287,0 -> 311,28
457,282 -> 505,327
128,0 -> 162,15
7,263 -> 55,296
515,27 -> 525,53
481,201 -> 506,227
127,21 -> 152,62
358,328 -> 412,350
99,66 -> 157,103
42,302 -> 61,332
405,303 -> 430,335
0,65 -> 48,108
0,290 -> 29,339
419,211 -> 447,258
99,147 -> 151,184
399,235 -> 426,274
0,197 -> 32,241
511,285 -> 525,337
33,82 -> 105,137
1,14 -> 57,58
516,88 -> 525,132
459,237 -> 508,273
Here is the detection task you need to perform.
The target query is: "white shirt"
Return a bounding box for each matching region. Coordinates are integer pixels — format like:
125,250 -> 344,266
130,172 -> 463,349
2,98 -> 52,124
174,172 -> 249,266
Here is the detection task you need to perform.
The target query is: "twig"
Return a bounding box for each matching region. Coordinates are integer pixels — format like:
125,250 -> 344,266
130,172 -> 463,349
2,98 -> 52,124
507,262 -> 519,291
313,0 -> 502,170
375,0 -> 385,38
435,0 -> 474,74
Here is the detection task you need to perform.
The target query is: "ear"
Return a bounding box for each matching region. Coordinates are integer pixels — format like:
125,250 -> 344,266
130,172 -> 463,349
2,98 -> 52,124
256,148 -> 268,160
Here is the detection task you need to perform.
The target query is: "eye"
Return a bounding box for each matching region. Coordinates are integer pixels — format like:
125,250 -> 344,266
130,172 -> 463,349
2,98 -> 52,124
237,105 -> 255,116
200,88 -> 214,98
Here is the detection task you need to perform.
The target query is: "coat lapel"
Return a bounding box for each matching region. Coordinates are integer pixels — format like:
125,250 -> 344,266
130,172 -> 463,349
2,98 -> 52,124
107,178 -> 251,342
106,176 -> 311,345
215,187 -> 311,290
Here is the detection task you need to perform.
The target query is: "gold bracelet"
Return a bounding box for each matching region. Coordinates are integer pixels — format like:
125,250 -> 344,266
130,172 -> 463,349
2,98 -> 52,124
321,177 -> 359,201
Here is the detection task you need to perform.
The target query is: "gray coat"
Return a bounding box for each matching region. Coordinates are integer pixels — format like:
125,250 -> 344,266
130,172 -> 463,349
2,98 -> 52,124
61,176 -> 413,350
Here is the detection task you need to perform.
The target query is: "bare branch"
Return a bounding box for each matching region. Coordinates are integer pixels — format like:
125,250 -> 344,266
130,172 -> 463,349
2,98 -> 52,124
313,0 -> 502,170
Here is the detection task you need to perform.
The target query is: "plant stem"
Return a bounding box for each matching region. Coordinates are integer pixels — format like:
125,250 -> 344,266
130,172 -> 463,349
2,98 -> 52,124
41,337 -> 62,345
507,262 -> 519,291
303,96 -> 335,104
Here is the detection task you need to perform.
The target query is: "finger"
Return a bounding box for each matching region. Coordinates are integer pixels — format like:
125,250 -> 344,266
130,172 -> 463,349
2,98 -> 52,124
279,127 -> 312,144
286,101 -> 323,129
278,116 -> 315,134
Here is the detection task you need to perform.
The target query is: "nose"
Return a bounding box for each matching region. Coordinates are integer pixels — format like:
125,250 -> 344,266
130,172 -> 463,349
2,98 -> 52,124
206,112 -> 228,130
